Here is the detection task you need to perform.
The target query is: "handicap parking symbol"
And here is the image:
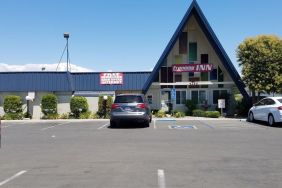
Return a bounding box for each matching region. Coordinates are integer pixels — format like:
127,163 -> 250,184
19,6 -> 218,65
169,125 -> 197,129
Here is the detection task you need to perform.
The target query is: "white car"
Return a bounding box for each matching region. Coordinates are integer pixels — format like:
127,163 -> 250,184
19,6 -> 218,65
248,97 -> 282,126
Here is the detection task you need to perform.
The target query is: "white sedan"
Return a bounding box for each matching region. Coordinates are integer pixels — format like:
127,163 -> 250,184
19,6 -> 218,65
248,97 -> 282,126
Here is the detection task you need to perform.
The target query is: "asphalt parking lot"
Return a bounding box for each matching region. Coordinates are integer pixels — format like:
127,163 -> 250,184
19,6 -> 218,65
0,119 -> 282,188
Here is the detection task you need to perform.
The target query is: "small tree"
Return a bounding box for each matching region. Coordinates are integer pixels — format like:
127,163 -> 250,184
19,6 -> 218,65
41,94 -> 58,119
97,96 -> 113,118
185,100 -> 197,115
3,95 -> 23,120
70,96 -> 89,118
237,35 -> 282,102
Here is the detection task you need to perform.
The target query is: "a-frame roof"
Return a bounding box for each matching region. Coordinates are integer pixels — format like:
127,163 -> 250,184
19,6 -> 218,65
142,0 -> 250,100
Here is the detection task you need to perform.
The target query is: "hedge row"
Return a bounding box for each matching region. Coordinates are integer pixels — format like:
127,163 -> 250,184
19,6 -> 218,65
1,94 -> 113,120
192,109 -> 220,118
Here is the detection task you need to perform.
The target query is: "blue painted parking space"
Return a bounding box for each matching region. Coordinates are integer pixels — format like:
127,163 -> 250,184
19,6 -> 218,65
169,125 -> 197,130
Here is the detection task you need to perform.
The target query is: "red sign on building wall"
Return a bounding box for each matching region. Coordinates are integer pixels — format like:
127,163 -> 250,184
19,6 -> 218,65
100,73 -> 123,85
172,64 -> 213,72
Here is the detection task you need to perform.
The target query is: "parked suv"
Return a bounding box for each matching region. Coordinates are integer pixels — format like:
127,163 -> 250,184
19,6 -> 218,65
110,94 -> 152,127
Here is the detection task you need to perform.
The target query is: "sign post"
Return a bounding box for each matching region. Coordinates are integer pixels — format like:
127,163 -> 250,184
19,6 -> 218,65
171,88 -> 176,114
218,99 -> 225,117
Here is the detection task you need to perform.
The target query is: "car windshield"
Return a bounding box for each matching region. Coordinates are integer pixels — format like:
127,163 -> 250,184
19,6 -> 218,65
114,95 -> 143,103
277,99 -> 282,103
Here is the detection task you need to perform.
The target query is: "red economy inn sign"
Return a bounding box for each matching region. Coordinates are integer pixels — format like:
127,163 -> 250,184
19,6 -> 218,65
100,73 -> 124,85
172,64 -> 213,72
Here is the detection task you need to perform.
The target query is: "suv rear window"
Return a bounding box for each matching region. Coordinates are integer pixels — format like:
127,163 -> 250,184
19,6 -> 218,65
114,95 -> 143,103
278,99 -> 282,104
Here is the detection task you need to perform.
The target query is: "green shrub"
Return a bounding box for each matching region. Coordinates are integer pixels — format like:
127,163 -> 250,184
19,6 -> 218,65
42,114 -> 59,119
235,98 -> 250,117
3,113 -> 23,120
92,112 -> 100,119
24,112 -> 32,119
173,111 -> 185,118
41,94 -> 58,116
151,109 -> 159,115
79,111 -> 91,119
205,111 -> 220,118
155,110 -> 166,118
3,95 -> 23,120
192,109 -> 206,117
185,100 -> 197,115
97,96 -> 113,118
59,113 -> 69,119
70,96 -> 89,118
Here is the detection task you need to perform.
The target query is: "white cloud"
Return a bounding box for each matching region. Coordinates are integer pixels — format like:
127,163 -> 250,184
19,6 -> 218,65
0,62 -> 93,72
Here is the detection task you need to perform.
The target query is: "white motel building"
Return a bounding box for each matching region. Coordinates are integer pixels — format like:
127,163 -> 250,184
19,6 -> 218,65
0,1 -> 250,119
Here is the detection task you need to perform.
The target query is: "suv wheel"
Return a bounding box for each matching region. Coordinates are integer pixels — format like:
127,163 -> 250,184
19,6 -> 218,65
144,120 -> 150,128
110,120 -> 117,128
268,114 -> 275,126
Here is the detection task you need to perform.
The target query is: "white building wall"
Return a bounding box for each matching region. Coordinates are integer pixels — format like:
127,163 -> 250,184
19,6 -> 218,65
31,92 -> 51,119
86,97 -> 99,113
146,86 -> 161,110
56,92 -> 72,115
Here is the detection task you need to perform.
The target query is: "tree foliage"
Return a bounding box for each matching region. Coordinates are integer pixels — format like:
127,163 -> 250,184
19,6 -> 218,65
41,94 -> 58,116
70,96 -> 89,118
97,96 -> 113,118
237,35 -> 282,95
3,95 -> 23,120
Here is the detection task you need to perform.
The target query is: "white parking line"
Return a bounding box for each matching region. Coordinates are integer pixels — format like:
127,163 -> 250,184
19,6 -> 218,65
158,169 -> 166,188
0,170 -> 27,186
41,122 -> 70,131
97,123 -> 109,130
154,119 -> 157,129
2,125 -> 15,128
41,126 -> 55,131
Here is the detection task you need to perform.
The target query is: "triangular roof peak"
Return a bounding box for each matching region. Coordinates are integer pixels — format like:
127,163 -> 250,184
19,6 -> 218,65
143,0 -> 249,100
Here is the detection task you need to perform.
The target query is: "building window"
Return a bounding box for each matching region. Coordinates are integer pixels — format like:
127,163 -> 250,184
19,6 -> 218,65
213,90 -> 228,104
201,54 -> 208,64
189,42 -> 197,61
175,74 -> 182,82
174,55 -> 182,64
179,32 -> 187,54
161,67 -> 173,83
147,95 -> 153,104
176,90 -> 186,104
191,90 -> 207,104
201,72 -> 208,81
218,66 -> 224,88
210,68 -> 217,80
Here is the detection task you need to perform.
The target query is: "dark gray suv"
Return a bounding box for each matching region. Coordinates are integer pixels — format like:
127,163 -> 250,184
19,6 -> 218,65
110,94 -> 152,127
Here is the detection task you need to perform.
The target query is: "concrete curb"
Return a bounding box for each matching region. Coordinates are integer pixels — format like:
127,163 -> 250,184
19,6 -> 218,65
1,117 -> 247,123
1,119 -> 110,123
153,117 -> 247,121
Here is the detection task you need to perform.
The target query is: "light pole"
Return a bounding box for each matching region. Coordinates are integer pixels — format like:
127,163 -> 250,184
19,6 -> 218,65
64,33 -> 70,72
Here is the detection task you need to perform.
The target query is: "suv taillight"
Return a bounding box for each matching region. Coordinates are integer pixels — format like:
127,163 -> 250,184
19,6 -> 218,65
278,106 -> 282,110
111,104 -> 120,109
137,103 -> 146,109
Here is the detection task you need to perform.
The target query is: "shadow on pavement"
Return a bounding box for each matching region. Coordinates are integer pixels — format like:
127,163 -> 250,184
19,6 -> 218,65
249,120 -> 282,128
107,121 -> 149,129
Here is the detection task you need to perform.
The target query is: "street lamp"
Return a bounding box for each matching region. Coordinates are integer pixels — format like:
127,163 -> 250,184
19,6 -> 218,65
63,32 -> 70,72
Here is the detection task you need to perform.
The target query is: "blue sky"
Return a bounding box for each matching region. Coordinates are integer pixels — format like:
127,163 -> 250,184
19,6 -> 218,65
0,0 -> 281,72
